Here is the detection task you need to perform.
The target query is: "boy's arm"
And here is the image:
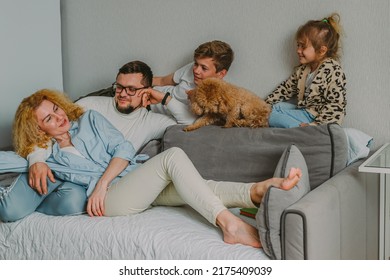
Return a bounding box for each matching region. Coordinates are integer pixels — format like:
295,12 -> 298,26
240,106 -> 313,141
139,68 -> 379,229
139,88 -> 196,125
152,73 -> 176,87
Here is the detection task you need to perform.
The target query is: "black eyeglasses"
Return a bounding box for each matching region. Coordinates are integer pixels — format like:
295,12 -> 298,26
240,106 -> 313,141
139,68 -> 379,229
112,82 -> 148,96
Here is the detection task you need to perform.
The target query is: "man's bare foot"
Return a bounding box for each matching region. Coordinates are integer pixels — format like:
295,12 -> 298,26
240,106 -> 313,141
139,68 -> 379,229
216,210 -> 261,248
250,167 -> 302,204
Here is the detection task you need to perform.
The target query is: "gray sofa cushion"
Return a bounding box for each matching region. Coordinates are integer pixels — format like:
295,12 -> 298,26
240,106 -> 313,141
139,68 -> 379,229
256,144 -> 310,260
74,86 -> 114,102
162,124 -> 347,189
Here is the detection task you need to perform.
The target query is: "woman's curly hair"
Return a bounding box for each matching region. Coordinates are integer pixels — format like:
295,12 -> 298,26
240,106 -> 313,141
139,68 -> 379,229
13,89 -> 84,158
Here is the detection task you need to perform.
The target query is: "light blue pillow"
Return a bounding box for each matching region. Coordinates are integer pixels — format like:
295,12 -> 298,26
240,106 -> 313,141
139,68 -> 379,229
256,144 -> 310,260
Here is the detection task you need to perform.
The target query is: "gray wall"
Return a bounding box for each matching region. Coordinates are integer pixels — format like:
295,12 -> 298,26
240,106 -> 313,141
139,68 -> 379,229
60,0 -> 390,149
1,0 -> 63,148
1,0 -> 388,149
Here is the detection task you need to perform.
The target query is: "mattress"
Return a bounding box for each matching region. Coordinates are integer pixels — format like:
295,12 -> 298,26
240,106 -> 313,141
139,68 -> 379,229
0,205 -> 268,260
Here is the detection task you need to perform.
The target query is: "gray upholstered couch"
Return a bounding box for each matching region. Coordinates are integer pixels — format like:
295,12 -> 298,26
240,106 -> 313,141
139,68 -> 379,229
155,123 -> 372,260
0,122 -> 374,260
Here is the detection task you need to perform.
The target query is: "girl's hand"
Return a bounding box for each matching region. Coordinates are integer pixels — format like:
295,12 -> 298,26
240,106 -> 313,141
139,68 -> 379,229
300,122 -> 317,127
87,182 -> 108,217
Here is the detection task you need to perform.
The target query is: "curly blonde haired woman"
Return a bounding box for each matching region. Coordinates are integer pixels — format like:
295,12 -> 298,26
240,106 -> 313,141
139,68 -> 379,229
13,89 -> 84,158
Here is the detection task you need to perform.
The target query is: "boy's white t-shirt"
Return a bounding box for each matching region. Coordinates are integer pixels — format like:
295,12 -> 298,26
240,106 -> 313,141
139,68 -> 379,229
171,62 -> 196,103
154,62 -> 195,104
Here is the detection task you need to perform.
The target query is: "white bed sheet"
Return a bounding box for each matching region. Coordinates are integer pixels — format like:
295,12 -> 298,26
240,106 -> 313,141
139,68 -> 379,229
0,206 -> 268,260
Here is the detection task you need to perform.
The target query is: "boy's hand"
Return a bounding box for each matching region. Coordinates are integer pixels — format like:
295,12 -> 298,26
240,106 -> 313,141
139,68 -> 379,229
138,88 -> 171,106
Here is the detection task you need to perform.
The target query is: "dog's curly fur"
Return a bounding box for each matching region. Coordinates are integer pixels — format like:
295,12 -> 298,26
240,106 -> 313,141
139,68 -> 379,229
184,78 -> 271,131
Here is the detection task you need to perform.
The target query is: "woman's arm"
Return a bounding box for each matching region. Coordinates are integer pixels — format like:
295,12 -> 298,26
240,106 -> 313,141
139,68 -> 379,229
89,110 -> 137,161
87,157 -> 129,217
27,144 -> 55,194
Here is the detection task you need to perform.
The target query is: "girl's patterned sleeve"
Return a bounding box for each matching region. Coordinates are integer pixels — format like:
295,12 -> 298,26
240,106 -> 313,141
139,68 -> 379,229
265,69 -> 299,105
313,65 -> 347,125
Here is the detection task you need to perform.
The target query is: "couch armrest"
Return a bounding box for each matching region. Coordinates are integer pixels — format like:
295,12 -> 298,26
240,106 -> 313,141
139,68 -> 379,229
281,161 -> 367,260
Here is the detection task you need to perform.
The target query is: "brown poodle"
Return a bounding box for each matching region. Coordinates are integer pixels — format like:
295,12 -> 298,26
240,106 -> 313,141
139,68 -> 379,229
184,78 -> 271,131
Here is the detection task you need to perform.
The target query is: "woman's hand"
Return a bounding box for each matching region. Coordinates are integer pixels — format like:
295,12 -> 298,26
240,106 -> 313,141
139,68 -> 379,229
29,162 -> 56,195
87,181 -> 108,217
86,157 -> 129,217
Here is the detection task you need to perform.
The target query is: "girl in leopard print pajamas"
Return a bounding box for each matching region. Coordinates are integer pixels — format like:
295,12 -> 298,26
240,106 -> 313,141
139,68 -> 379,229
265,13 -> 346,128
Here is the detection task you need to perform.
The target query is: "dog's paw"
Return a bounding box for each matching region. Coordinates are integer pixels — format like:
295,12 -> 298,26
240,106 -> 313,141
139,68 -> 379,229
183,125 -> 195,132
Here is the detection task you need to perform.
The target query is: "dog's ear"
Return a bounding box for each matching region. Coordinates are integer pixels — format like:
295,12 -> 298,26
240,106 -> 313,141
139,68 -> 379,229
200,78 -> 219,96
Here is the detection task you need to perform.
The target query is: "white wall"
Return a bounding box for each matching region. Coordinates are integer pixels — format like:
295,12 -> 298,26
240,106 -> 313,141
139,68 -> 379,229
15,0 -> 387,150
60,0 -> 390,149
0,0 -> 63,148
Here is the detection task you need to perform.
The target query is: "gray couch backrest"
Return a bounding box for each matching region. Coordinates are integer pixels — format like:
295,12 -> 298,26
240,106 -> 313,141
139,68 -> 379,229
162,124 -> 348,189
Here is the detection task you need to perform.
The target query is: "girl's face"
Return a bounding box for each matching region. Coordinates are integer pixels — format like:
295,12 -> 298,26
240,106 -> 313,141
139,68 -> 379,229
296,38 -> 322,70
35,99 -> 71,139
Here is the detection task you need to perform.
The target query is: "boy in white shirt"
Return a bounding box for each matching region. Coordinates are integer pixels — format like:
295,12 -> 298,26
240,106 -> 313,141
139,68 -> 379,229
149,40 -> 234,121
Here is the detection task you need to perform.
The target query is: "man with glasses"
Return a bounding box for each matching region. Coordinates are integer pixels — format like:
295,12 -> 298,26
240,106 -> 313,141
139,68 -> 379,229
27,60 -> 192,195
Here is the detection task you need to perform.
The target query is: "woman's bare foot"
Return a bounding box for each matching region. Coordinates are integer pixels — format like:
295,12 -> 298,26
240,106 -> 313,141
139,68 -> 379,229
216,210 -> 261,248
250,167 -> 302,205
280,167 -> 302,190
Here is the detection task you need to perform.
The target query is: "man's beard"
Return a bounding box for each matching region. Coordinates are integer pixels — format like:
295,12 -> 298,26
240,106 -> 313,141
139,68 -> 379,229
115,101 -> 136,114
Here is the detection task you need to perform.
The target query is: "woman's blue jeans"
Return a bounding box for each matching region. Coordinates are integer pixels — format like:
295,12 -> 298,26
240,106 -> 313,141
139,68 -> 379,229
0,173 -> 87,222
